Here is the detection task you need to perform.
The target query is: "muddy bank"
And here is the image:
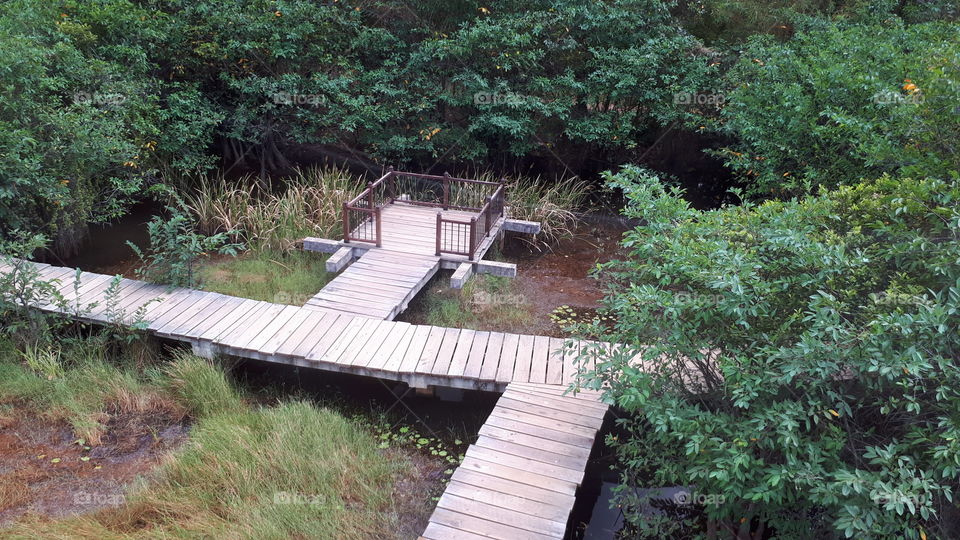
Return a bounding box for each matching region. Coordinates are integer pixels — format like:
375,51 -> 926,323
0,409 -> 188,525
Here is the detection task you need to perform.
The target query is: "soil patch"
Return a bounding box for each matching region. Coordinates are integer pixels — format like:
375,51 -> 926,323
0,408 -> 188,526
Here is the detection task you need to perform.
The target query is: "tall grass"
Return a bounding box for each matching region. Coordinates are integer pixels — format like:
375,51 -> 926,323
2,344 -> 415,539
472,172 -> 591,245
0,339 -> 182,445
183,166 -> 362,253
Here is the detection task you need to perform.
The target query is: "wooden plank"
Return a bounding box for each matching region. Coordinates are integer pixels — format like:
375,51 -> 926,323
283,313 -> 347,358
456,458 -> 576,496
494,396 -> 602,430
376,324 -> 415,372
490,407 -> 601,440
241,305 -> 302,352
508,384 -> 608,411
462,331 -> 489,380
474,424 -> 591,462
450,468 -> 575,509
504,387 -> 607,416
414,326 -> 448,374
344,320 -> 394,367
398,325 -> 432,373
428,327 -> 463,376
481,415 -> 595,450
513,335 -> 535,383
310,317 -> 368,365
197,299 -> 264,342
465,444 -> 584,484
478,332 -> 505,382
153,293 -> 223,336
422,522 -> 490,540
363,323 -> 410,371
545,338 -> 565,385
142,291 -> 205,328
529,335 -> 551,384
271,310 -> 330,356
204,301 -> 272,343
442,481 -> 569,524
170,296 -> 246,338
473,435 -> 585,472
436,492 -> 566,538
215,302 -> 284,347
257,308 -> 313,355
445,329 -> 476,377
496,334 -> 520,384
428,507 -> 554,540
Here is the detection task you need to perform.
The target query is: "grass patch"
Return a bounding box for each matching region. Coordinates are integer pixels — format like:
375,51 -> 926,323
197,250 -> 330,304
421,274 -> 533,330
0,340 -> 181,445
1,341 -> 430,539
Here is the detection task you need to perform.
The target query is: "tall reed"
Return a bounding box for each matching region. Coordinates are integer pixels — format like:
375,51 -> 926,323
182,166 -> 361,253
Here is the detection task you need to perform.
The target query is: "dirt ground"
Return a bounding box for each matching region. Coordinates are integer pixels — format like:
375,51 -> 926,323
0,408 -> 188,526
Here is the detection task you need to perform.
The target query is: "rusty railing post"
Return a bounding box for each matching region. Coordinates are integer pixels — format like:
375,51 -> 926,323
342,202 -> 350,243
366,181 -> 375,209
469,217 -> 477,260
375,206 -> 382,247
442,172 -> 450,210
435,211 -> 442,256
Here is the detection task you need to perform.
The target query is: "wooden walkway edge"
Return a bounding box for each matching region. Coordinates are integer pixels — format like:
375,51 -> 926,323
422,382 -> 608,540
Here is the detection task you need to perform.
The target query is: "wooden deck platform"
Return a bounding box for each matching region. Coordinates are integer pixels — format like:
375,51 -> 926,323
423,382 -> 608,540
303,204 -> 503,320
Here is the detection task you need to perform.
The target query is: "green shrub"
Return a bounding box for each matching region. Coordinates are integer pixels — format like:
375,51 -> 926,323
584,166 -> 960,538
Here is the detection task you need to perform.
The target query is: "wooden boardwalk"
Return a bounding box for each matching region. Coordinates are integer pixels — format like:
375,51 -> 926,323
5,261 -> 602,392
2,259 -> 613,538
423,382 -> 608,540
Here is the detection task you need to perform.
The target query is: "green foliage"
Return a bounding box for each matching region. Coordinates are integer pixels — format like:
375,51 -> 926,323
0,234 -> 68,344
419,274 -> 533,331
129,197 -> 241,288
715,19 -> 960,194
584,166 -> 960,538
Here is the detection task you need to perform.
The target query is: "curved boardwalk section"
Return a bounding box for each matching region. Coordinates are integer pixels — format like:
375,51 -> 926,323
423,383 -> 608,540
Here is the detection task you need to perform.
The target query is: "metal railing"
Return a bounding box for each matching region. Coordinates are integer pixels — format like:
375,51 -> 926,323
342,169 -> 506,259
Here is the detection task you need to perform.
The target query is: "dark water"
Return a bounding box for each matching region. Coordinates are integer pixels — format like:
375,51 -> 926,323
56,201 -> 160,275
219,355 -> 498,447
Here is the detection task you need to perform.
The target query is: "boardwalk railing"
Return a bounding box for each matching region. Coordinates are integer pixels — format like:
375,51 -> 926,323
343,169 -> 506,258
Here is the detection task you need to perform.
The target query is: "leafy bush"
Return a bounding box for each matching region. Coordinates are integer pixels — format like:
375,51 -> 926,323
129,198 -> 241,288
582,166 -> 960,538
716,19 -> 960,194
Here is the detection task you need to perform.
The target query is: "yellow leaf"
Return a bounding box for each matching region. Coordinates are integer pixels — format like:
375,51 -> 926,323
828,409 -> 840,417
